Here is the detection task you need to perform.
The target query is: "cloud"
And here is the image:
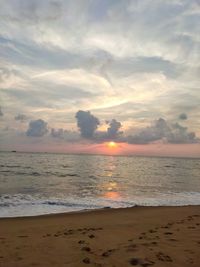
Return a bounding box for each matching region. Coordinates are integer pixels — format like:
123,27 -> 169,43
127,118 -> 198,144
167,122 -> 197,144
0,0 -> 199,149
127,118 -> 169,144
51,128 -> 65,138
179,113 -> 188,120
15,113 -> 28,122
75,110 -> 100,138
74,111 -> 198,144
26,119 -> 48,137
50,128 -> 80,142
0,0 -> 62,23
107,119 -> 123,138
0,106 -> 3,116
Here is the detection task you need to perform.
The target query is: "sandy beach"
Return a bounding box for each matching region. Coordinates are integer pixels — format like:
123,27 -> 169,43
0,206 -> 200,267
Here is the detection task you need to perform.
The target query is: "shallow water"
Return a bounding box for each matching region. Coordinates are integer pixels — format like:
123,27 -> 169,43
0,152 -> 200,217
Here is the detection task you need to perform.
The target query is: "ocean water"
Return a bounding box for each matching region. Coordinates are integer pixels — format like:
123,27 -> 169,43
0,152 -> 200,217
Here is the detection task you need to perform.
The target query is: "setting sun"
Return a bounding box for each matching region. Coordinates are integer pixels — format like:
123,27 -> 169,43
108,141 -> 118,148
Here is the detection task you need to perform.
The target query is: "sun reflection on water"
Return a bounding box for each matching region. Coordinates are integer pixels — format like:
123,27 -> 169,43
104,191 -> 120,200
98,157 -> 122,200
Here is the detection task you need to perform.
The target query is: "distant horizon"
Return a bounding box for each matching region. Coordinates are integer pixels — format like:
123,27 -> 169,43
1,145 -> 200,159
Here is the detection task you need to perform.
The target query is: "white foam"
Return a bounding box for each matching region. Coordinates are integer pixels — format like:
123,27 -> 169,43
1,192 -> 200,217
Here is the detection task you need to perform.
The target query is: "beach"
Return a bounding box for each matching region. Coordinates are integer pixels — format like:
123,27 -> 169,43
0,206 -> 200,267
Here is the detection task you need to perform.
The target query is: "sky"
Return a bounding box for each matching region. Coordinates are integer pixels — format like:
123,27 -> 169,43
0,0 -> 200,157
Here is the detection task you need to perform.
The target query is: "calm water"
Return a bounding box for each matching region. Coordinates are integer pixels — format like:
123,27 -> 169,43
0,152 -> 200,217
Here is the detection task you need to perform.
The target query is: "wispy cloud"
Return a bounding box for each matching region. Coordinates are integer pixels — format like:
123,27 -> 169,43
0,0 -> 199,151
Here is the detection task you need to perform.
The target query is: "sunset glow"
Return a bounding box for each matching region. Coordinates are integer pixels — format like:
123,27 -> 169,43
108,141 -> 118,148
0,2 -> 200,266
104,191 -> 120,200
0,1 -> 199,158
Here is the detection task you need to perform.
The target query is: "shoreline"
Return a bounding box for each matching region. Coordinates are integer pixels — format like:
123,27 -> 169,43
0,205 -> 200,266
0,204 -> 200,220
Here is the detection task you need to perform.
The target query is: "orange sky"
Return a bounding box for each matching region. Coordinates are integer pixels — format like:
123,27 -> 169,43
3,141 -> 199,158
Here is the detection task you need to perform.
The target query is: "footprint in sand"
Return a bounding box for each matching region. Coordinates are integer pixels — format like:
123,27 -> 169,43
78,240 -> 86,244
187,258 -> 194,264
54,234 -> 60,237
149,230 -> 157,233
129,258 -> 140,265
156,252 -> 172,262
188,226 -> 196,229
161,226 -> 169,229
88,234 -> 95,239
101,249 -> 115,257
164,232 -> 173,235
129,257 -> 154,266
126,244 -> 138,252
82,257 -> 91,264
44,233 -> 51,237
169,238 -> 177,242
81,246 -> 91,252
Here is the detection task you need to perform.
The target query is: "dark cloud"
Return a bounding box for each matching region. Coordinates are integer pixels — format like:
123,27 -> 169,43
179,113 -> 187,120
26,119 -> 48,137
107,119 -> 123,138
127,118 -> 169,144
75,110 -> 100,138
74,111 -> 198,144
0,106 -> 3,116
167,123 -> 197,144
127,118 -> 198,144
15,113 -> 28,122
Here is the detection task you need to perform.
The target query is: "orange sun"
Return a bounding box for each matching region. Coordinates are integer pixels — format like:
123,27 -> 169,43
108,141 -> 118,148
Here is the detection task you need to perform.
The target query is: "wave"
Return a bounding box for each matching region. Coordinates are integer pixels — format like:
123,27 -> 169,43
0,194 -> 101,209
0,170 -> 80,178
1,192 -> 200,217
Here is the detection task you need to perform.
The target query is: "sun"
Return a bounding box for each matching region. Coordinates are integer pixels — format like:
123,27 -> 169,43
108,141 -> 118,148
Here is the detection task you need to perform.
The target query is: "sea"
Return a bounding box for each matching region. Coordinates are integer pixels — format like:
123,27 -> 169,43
0,152 -> 200,217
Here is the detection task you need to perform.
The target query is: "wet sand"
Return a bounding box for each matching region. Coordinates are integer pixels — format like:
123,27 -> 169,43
0,206 -> 200,267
